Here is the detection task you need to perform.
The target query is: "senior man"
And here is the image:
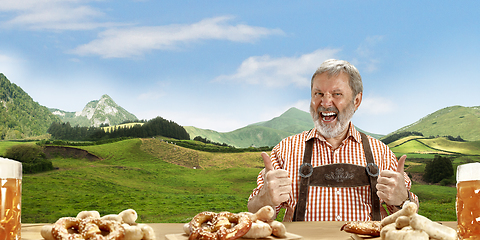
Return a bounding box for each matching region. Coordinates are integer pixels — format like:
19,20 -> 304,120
248,59 -> 418,221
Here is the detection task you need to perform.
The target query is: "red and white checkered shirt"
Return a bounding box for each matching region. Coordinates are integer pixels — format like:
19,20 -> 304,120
249,123 -> 418,221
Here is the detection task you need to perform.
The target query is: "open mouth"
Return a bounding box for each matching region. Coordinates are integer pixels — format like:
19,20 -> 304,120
321,112 -> 337,122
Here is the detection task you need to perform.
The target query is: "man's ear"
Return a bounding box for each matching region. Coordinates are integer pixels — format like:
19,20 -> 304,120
354,92 -> 362,111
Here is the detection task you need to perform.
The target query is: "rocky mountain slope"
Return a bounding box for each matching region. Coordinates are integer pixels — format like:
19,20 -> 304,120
50,94 -> 138,127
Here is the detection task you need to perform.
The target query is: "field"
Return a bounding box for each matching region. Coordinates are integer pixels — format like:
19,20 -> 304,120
2,136 -> 480,223
20,139 -> 262,223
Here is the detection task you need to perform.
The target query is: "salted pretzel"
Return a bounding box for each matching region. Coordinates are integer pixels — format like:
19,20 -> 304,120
341,221 -> 381,237
80,218 -> 125,240
51,217 -> 125,240
187,211 -> 252,240
51,217 -> 84,240
42,209 -> 154,240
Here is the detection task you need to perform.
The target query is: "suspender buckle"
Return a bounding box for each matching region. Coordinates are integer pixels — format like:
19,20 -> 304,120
366,162 -> 379,177
299,163 -> 313,178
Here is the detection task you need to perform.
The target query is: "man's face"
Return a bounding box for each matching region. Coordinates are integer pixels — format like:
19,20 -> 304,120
310,72 -> 362,139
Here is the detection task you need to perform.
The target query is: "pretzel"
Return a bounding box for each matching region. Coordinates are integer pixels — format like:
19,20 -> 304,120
43,209 -> 154,240
187,211 -> 252,240
188,211 -> 217,240
51,217 -> 84,240
215,212 -> 252,240
340,221 -> 381,236
80,218 -> 125,240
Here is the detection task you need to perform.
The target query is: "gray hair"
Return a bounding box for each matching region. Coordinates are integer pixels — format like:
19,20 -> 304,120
311,59 -> 363,97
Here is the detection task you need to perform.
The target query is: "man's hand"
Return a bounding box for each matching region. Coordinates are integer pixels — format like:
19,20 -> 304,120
248,152 -> 292,213
376,155 -> 409,206
261,152 -> 292,206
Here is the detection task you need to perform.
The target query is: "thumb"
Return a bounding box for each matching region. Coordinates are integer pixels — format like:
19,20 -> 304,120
397,155 -> 407,174
261,152 -> 274,172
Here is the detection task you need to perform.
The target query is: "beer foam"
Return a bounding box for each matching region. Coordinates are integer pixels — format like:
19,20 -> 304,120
457,162 -> 480,183
0,157 -> 22,179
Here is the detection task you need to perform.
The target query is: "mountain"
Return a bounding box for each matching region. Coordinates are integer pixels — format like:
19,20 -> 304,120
388,105 -> 480,141
50,94 -> 138,127
0,73 -> 60,139
185,107 -> 384,148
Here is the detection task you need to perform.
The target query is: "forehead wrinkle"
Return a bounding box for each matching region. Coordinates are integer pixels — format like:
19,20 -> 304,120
312,86 -> 343,93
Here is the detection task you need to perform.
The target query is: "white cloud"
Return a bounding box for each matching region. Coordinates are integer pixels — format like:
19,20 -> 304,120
214,48 -> 341,88
352,35 -> 384,73
0,0 -> 124,30
70,16 -> 284,58
357,96 -> 395,115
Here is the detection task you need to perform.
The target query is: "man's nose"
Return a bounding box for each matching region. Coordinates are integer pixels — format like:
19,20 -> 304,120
321,93 -> 333,107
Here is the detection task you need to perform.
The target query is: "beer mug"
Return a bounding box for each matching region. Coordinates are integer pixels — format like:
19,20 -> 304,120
457,162 -> 480,240
0,158 -> 22,240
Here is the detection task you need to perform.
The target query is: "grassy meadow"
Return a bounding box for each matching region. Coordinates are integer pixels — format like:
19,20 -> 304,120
20,138 -> 262,223
2,135 -> 480,223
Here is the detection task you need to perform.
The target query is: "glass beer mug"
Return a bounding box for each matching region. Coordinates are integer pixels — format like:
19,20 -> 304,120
0,158 -> 22,240
457,162 -> 480,240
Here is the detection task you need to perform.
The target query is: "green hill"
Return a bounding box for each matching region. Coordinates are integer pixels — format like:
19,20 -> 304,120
389,136 -> 480,157
390,105 -> 480,141
185,107 -> 384,148
0,73 -> 60,139
248,107 -> 315,134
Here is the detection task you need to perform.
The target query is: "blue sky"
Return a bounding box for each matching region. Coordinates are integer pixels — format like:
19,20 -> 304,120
1,1 -> 479,135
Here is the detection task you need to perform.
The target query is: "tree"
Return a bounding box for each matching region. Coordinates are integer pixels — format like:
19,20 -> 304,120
423,155 -> 454,183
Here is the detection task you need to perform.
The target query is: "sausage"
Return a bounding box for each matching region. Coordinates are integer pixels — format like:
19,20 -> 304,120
410,214 -> 457,240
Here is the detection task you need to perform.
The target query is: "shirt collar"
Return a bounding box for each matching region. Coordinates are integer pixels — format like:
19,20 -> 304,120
307,122 -> 362,144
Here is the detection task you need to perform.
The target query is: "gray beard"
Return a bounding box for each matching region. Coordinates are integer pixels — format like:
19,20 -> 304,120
310,102 -> 355,139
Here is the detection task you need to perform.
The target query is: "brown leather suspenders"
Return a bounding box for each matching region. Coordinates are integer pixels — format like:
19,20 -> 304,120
293,138 -> 314,221
293,132 -> 381,221
360,132 -> 381,221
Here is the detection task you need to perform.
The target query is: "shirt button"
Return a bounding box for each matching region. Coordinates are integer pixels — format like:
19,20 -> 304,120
336,190 -> 341,195
336,215 -> 341,220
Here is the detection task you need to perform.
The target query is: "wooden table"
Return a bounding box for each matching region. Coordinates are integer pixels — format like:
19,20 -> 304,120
21,222 -> 458,240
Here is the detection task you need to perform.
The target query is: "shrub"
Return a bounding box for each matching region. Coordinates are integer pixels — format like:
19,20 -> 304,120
439,176 -> 455,186
4,144 -> 54,174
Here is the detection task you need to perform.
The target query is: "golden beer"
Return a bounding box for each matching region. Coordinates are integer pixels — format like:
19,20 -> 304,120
457,163 -> 480,240
0,158 -> 22,240
0,178 -> 22,240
